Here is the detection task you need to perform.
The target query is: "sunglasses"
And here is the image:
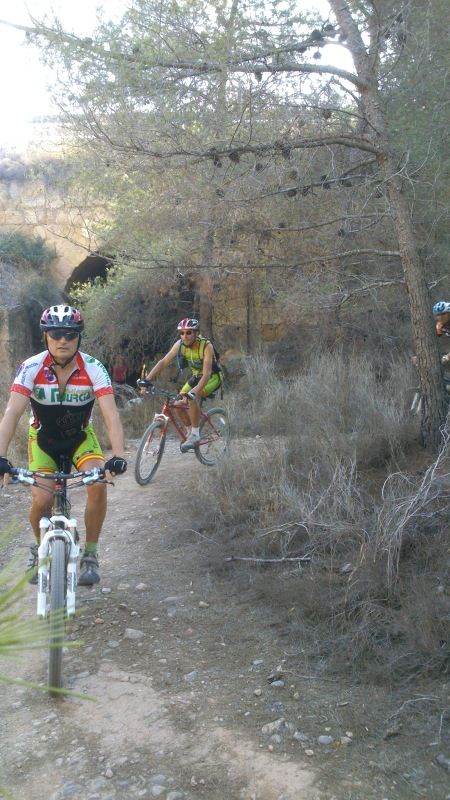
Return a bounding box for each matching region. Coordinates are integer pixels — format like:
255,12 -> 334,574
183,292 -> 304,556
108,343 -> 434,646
47,330 -> 80,341
180,330 -> 195,336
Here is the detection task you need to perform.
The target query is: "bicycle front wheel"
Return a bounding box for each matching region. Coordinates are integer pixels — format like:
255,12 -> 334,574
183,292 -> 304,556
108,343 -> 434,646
196,407 -> 230,466
135,420 -> 167,485
48,537 -> 66,695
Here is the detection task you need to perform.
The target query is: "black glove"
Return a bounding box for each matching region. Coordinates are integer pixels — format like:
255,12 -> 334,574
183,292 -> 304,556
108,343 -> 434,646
0,457 -> 13,476
186,390 -> 197,400
104,456 -> 127,475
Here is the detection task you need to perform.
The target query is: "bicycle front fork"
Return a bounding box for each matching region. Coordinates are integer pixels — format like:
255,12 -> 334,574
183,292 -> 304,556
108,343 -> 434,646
37,518 -> 80,618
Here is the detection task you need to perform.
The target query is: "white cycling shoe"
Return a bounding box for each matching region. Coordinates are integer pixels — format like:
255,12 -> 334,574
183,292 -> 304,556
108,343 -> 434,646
180,432 -> 201,452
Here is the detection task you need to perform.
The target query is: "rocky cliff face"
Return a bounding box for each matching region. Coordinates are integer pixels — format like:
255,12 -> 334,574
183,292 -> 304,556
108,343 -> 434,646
0,159 -> 298,387
0,163 -> 95,287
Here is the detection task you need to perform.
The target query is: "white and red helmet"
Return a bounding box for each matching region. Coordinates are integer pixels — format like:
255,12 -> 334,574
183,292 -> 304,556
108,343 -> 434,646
40,304 -> 84,332
177,318 -> 199,331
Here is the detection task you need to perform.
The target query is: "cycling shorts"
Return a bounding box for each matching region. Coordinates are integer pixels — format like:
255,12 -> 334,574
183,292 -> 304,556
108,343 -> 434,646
28,424 -> 104,472
180,371 -> 223,397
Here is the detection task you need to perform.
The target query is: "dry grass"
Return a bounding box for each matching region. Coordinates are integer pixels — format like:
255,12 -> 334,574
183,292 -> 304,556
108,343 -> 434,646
192,353 -> 449,682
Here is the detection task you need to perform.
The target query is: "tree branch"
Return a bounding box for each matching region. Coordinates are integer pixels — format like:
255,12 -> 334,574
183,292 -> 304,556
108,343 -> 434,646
224,555 -> 311,564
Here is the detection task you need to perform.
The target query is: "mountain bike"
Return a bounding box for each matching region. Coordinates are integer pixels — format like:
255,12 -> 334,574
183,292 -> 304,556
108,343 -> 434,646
134,384 -> 230,485
10,458 -> 108,695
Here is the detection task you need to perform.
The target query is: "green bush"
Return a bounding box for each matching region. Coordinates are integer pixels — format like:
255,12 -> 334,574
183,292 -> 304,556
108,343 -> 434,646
0,232 -> 56,270
70,264 -> 191,371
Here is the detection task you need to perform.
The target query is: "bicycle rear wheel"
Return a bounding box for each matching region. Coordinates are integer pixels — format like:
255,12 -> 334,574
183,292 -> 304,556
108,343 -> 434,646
48,537 -> 66,695
135,420 -> 167,484
195,407 -> 230,466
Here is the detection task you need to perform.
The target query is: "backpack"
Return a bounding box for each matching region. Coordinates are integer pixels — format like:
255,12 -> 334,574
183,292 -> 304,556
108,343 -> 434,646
176,335 -> 221,373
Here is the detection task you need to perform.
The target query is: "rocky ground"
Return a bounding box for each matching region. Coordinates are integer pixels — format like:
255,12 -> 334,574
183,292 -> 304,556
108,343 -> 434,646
0,436 -> 449,800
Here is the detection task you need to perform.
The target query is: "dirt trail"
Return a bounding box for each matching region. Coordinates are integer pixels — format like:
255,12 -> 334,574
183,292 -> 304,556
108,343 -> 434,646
0,438 -> 448,800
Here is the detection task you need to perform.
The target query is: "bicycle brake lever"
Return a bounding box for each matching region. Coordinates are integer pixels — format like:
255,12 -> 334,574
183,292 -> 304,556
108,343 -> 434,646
15,470 -> 36,486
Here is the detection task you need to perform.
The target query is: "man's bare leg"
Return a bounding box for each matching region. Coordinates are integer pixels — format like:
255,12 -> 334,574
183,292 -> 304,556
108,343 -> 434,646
30,482 -> 54,539
78,457 -> 107,585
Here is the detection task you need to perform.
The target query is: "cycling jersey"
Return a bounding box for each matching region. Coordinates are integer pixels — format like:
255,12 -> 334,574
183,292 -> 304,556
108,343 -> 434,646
178,336 -> 221,376
11,351 -> 113,451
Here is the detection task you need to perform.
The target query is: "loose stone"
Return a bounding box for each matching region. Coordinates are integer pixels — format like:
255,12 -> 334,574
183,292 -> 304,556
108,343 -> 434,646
318,735 -> 333,745
124,628 -> 144,640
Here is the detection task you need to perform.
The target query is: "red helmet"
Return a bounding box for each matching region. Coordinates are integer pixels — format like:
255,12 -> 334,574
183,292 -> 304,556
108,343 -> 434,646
177,318 -> 199,331
40,304 -> 84,332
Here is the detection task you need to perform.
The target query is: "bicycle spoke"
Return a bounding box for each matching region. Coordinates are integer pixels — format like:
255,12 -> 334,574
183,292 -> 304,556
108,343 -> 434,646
195,408 -> 230,467
135,420 -> 166,484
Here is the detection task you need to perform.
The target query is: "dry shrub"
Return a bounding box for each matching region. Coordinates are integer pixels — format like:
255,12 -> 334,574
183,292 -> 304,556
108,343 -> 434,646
375,427 -> 450,586
191,357 -> 448,682
290,353 -> 414,467
233,352 -> 295,436
236,350 -> 416,468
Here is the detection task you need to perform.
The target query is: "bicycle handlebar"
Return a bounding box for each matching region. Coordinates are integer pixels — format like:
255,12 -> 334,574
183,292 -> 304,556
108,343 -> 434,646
136,381 -> 181,402
10,466 -> 107,487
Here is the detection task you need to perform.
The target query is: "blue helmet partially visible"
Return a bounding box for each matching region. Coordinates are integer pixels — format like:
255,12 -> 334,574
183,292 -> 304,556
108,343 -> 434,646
432,301 -> 450,315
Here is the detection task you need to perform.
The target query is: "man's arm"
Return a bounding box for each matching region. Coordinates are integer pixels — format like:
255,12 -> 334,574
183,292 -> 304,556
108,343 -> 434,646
146,342 -> 179,381
0,392 -> 29,456
97,394 -> 126,457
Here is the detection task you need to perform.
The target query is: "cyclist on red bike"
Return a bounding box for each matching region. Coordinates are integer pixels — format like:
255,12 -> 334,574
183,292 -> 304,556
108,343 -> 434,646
0,304 -> 127,585
142,318 -> 223,451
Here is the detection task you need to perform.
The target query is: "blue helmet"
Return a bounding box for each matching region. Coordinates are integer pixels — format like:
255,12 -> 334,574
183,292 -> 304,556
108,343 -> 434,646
432,301 -> 450,315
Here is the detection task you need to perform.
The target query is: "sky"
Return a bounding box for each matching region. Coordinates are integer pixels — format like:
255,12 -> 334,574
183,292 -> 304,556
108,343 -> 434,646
0,0 -> 352,153
0,0 -> 127,151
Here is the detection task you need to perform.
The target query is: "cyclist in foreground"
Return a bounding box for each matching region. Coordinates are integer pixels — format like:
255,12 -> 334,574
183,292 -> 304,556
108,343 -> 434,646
142,318 -> 223,451
0,304 -> 127,585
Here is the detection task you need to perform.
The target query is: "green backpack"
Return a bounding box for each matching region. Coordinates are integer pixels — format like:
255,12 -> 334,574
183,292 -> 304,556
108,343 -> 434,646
176,335 -> 221,373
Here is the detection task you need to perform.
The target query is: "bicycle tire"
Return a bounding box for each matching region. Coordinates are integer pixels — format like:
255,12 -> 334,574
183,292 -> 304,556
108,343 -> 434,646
134,419 -> 167,485
195,407 -> 230,467
48,537 -> 66,695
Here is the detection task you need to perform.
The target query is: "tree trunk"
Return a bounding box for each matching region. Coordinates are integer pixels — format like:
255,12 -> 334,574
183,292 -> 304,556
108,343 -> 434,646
329,0 -> 448,448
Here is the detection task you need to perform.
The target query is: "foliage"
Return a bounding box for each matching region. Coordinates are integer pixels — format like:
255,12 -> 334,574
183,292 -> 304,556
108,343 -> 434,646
0,534 -> 47,659
70,265 -> 191,369
0,231 -> 56,270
